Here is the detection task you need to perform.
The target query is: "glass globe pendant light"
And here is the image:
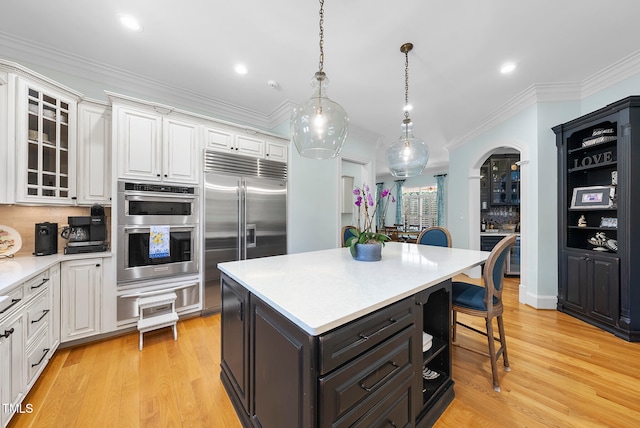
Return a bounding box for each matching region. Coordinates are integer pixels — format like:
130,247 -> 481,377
386,43 -> 429,177
291,0 -> 349,159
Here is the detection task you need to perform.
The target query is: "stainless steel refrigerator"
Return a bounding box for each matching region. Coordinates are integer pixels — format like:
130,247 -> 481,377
203,150 -> 287,313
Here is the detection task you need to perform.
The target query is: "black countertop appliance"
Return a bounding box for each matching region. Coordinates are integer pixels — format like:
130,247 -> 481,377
34,222 -> 58,256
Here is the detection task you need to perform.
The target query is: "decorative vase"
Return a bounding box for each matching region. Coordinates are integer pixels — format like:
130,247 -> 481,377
352,243 -> 382,262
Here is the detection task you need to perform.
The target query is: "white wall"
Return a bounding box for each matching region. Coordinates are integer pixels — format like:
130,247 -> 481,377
286,125 -> 378,253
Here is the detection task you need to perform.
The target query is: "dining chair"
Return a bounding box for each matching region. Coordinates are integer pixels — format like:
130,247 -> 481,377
341,225 -> 357,247
416,226 -> 452,247
451,233 -> 517,392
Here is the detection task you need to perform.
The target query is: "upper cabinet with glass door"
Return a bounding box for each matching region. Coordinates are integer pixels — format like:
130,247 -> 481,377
17,78 -> 79,204
489,155 -> 520,206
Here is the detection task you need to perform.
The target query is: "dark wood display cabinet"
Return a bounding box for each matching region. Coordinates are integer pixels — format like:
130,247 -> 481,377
553,96 -> 640,341
220,273 -> 455,427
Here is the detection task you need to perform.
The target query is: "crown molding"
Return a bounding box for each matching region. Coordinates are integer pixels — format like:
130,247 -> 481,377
445,82 -> 581,151
447,49 -> 640,151
582,49 -> 640,98
0,31 -> 290,130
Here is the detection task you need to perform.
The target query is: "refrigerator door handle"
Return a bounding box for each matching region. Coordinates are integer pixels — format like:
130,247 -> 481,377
241,179 -> 247,259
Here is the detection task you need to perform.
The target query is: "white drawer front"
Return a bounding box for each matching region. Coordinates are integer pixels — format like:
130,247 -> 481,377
26,327 -> 52,388
0,285 -> 24,319
24,270 -> 50,300
26,289 -> 51,341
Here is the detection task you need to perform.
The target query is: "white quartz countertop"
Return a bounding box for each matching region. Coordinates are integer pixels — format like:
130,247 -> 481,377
0,252 -> 112,294
218,242 -> 489,336
480,231 -> 520,236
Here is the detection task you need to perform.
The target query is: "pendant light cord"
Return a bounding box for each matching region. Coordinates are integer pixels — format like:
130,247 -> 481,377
404,48 -> 410,121
318,0 -> 325,73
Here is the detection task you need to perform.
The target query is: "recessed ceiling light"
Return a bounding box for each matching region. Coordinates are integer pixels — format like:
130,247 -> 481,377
235,64 -> 248,75
500,62 -> 517,74
120,15 -> 143,32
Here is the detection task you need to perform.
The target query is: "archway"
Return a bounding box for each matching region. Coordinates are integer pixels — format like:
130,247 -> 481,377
467,140 -> 529,304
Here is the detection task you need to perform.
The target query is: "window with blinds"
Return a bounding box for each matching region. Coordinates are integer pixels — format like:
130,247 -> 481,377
402,186 -> 438,229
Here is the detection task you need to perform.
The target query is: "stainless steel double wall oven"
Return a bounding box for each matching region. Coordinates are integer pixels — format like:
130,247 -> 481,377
116,181 -> 200,325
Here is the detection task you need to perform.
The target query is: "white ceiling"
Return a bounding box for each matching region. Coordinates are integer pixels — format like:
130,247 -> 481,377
2,0 -> 640,177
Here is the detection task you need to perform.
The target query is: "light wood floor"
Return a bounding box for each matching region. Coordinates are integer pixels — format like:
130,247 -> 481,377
9,276 -> 640,428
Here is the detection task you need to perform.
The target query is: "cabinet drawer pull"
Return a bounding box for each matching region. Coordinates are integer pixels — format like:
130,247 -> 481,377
31,309 -> 50,324
31,278 -> 50,289
359,361 -> 399,392
388,422 -> 397,428
358,318 -> 397,341
1,328 -> 15,338
0,298 -> 21,314
31,348 -> 50,368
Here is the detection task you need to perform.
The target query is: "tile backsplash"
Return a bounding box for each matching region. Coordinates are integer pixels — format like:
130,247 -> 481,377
0,205 -> 111,256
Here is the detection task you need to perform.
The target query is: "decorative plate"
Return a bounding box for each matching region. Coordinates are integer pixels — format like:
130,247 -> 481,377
0,225 -> 22,257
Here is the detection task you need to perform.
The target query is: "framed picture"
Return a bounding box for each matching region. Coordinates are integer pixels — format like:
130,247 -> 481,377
600,217 -> 618,228
570,186 -> 615,209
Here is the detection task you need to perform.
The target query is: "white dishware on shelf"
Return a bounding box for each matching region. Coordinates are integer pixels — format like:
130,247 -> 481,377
588,232 -> 609,251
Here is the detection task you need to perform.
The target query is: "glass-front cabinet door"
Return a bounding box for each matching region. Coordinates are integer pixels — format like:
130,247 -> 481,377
489,156 -> 520,206
17,78 -> 78,204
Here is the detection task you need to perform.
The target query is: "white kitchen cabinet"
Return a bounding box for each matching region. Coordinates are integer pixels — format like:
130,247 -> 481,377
204,127 -> 265,158
77,101 -> 111,205
24,290 -> 52,389
115,105 -> 161,182
0,310 -> 24,428
0,69 -> 10,204
204,126 -> 235,152
163,116 -> 199,183
49,263 -> 60,351
15,76 -> 79,204
235,134 -> 266,158
265,139 -> 288,163
115,102 -> 198,184
204,126 -> 288,163
0,263 -> 59,427
61,258 -> 103,342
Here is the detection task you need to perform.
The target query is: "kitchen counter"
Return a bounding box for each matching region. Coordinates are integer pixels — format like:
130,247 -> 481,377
218,242 -> 489,335
481,230 -> 520,236
218,242 -> 491,427
0,251 -> 112,294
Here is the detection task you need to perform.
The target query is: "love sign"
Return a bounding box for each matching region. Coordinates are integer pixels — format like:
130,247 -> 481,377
573,151 -> 613,169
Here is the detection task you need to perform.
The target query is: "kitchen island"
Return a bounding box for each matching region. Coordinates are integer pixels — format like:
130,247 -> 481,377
218,242 -> 489,427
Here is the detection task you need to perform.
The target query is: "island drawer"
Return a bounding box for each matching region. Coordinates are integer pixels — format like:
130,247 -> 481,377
318,324 -> 415,425
319,296 -> 415,375
334,374 -> 413,428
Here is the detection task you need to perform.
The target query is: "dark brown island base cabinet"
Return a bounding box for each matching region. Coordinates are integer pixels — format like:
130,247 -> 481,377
220,273 -> 454,427
553,96 -> 640,341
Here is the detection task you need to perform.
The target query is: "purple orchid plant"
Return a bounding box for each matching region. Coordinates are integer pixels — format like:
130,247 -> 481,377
346,184 -> 395,255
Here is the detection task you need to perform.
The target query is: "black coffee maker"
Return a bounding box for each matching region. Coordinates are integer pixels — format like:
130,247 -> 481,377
34,222 -> 58,256
62,204 -> 109,254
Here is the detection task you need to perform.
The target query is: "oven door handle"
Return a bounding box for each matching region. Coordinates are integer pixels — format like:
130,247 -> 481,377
123,193 -> 197,201
122,225 -> 196,233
